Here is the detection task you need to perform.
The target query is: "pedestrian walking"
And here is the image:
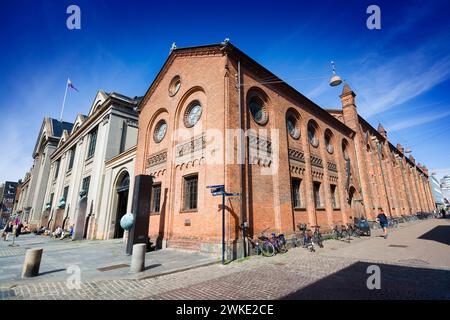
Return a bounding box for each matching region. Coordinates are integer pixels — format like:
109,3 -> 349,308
377,209 -> 389,239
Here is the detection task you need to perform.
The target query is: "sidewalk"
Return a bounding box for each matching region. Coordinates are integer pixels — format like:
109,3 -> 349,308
0,234 -> 218,287
1,218 -> 448,300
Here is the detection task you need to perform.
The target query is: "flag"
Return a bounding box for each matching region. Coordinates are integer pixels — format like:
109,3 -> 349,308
67,78 -> 79,92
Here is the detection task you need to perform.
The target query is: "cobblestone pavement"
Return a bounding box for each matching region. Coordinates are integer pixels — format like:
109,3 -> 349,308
1,218 -> 449,300
0,234 -> 216,285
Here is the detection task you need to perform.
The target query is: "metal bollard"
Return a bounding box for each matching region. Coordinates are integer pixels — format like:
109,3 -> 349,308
22,248 -> 43,278
130,243 -> 146,273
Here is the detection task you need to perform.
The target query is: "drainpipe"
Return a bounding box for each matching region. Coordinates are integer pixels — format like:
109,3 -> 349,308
237,59 -> 247,258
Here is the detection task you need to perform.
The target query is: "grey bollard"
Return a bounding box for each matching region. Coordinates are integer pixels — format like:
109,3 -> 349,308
130,243 -> 146,273
22,248 -> 43,278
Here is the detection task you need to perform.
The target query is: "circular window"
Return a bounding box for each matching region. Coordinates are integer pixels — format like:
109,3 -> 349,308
168,76 -> 181,96
308,123 -> 319,147
153,120 -> 168,143
248,96 -> 268,125
286,115 -> 300,139
184,100 -> 202,128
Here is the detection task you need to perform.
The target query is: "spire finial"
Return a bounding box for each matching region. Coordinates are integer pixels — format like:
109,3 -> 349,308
170,42 -> 177,53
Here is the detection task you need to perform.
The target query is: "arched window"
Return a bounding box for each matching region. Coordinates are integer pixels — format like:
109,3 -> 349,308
307,121 -> 319,147
324,129 -> 334,154
117,174 -> 130,193
342,139 -> 350,160
286,110 -> 301,139
247,88 -> 269,126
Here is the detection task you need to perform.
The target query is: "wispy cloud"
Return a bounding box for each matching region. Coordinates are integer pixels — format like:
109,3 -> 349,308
388,110 -> 450,132
349,40 -> 450,118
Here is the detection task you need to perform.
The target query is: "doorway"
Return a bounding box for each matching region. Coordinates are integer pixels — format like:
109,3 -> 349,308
114,173 -> 130,239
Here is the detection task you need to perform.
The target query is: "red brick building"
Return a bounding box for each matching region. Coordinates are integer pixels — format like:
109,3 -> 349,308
135,42 -> 434,256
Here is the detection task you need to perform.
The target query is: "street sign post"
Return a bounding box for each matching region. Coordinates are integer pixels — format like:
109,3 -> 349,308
207,185 -> 239,264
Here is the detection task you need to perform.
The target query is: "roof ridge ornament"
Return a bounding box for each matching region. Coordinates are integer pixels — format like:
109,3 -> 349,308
222,37 -> 230,45
170,42 -> 177,53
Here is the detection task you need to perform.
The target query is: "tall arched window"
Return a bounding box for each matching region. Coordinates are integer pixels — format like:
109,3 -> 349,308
307,121 -> 319,147
324,129 -> 334,154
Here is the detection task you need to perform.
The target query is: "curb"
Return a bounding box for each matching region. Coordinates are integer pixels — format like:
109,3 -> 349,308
128,260 -> 220,281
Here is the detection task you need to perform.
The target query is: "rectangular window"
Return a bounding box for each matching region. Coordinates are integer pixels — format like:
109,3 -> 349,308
54,160 -> 60,180
87,128 -> 98,159
292,178 -> 302,208
49,193 -> 54,210
313,182 -> 321,208
81,176 -> 91,197
330,184 -> 338,208
63,186 -> 69,201
151,184 -> 161,213
67,146 -> 76,171
119,121 -> 128,154
183,174 -> 198,211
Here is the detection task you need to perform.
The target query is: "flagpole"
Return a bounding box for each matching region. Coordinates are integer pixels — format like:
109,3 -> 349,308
59,78 -> 69,122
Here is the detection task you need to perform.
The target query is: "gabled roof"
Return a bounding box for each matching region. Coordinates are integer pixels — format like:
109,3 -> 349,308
70,114 -> 88,134
138,42 -> 354,136
32,118 -> 74,157
87,90 -> 109,117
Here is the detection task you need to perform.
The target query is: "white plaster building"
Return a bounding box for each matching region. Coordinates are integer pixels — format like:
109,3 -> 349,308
41,91 -> 140,240
24,118 -> 74,227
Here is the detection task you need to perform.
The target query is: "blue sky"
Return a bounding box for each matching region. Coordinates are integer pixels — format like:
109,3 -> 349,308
0,0 -> 449,183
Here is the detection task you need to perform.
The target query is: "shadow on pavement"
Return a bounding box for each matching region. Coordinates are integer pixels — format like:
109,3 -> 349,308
39,269 -> 66,276
281,262 -> 450,300
418,226 -> 450,246
144,263 -> 162,271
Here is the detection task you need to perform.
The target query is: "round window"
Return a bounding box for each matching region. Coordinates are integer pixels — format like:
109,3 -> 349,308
168,76 -> 181,96
153,120 -> 168,143
249,96 -> 268,125
286,115 -> 300,139
184,100 -> 202,128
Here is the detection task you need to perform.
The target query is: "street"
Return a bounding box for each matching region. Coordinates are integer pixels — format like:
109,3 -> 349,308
1,218 -> 449,300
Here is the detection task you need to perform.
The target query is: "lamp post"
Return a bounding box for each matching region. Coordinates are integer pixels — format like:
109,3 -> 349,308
207,185 -> 239,265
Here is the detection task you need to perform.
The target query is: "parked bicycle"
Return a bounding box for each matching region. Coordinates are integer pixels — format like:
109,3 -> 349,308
331,224 -> 349,241
387,218 -> 399,228
270,231 -> 288,254
352,217 -> 371,236
296,224 -> 316,252
256,228 -> 276,257
311,225 -> 324,248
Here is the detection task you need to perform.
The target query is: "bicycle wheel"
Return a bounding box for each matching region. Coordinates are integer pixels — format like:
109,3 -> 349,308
277,240 -> 288,253
260,241 -> 276,257
331,230 -> 339,240
341,230 -> 349,240
313,234 -> 324,248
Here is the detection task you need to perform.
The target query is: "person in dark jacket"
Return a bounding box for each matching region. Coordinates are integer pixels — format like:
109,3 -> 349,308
15,222 -> 23,238
377,209 -> 389,239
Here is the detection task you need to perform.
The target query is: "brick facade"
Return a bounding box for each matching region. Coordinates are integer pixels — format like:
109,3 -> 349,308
135,42 -> 435,256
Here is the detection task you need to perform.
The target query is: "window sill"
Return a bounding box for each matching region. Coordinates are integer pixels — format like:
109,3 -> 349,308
150,212 -> 160,216
293,207 -> 307,211
315,207 -> 326,211
180,209 -> 198,214
332,207 -> 341,210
